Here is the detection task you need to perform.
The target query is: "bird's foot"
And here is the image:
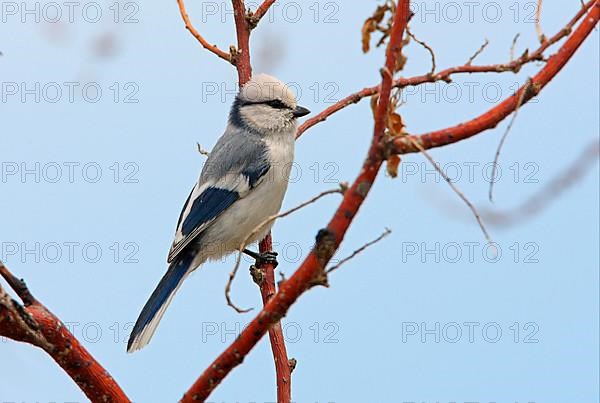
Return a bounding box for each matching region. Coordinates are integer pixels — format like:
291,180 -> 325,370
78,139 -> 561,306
243,249 -> 279,268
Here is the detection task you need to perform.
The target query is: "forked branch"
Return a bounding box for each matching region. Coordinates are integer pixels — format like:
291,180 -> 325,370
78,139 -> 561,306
0,262 -> 130,403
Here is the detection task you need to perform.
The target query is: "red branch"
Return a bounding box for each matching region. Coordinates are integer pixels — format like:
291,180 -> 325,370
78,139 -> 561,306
231,1 -> 293,402
0,263 -> 130,403
250,0 -> 277,28
256,234 -> 293,403
393,2 -> 599,153
2,1 -> 596,402
296,0 -> 596,139
180,1 -> 412,401
177,0 -> 231,62
232,0 -> 253,84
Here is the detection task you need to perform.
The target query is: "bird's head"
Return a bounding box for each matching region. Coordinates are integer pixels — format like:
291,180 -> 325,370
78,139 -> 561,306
231,74 -> 310,135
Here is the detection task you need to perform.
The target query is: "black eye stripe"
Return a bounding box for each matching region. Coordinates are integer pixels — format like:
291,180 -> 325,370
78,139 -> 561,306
240,99 -> 290,109
266,99 -> 289,109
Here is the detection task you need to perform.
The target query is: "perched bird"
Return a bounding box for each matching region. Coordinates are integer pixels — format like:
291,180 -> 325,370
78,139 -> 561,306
127,74 -> 310,352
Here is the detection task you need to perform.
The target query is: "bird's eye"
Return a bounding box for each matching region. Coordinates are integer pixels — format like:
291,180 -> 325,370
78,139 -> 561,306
266,99 -> 289,109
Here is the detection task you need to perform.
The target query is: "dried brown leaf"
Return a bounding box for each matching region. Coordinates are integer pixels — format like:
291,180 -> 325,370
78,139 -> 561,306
361,4 -> 394,53
386,155 -> 401,178
387,112 -> 405,136
370,94 -> 379,117
395,52 -> 408,72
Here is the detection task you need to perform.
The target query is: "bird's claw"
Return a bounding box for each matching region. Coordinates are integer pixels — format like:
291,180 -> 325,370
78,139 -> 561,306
243,248 -> 278,268
255,250 -> 278,268
258,251 -> 278,267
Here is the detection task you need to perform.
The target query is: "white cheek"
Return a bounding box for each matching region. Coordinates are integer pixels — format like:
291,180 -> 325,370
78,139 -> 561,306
241,106 -> 293,132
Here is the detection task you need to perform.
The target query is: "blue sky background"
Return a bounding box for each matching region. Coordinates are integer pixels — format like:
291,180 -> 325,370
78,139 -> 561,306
1,1 -> 599,402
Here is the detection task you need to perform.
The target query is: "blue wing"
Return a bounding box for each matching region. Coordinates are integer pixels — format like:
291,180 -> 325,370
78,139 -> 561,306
167,186 -> 239,263
167,133 -> 271,263
181,187 -> 239,236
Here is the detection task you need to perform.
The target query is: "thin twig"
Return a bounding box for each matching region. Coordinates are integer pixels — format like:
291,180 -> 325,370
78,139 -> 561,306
483,141 -> 599,227
225,186 -> 346,313
536,0 -> 547,44
327,228 -> 392,274
407,26 -> 436,74
466,38 -> 490,65
248,0 -> 277,28
196,143 -> 210,157
407,137 -> 493,243
0,261 -> 37,306
177,0 -> 231,62
510,33 -> 521,62
488,78 -> 532,202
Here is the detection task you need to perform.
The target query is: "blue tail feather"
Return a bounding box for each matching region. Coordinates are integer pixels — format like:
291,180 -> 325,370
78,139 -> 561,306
127,253 -> 194,352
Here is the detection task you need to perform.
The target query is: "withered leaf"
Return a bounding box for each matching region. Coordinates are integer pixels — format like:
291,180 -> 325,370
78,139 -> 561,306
361,4 -> 392,53
386,155 -> 401,178
387,112 -> 405,137
370,94 -> 379,118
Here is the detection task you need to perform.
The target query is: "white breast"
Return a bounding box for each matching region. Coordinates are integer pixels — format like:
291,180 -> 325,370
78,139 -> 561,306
199,131 -> 296,261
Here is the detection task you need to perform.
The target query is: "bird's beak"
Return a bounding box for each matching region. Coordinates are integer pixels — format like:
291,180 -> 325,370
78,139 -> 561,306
292,105 -> 311,118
